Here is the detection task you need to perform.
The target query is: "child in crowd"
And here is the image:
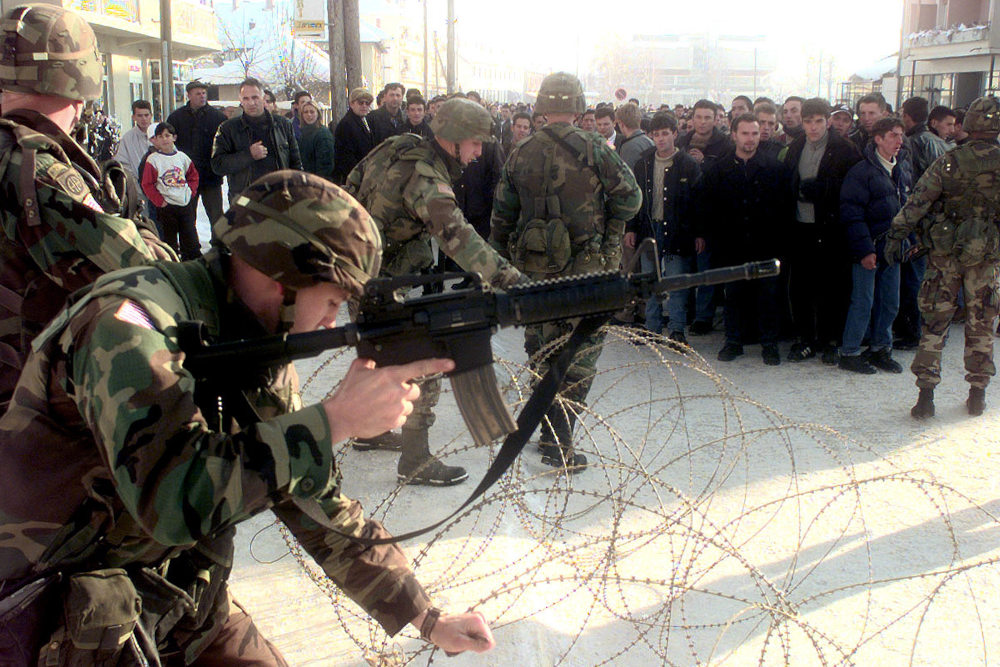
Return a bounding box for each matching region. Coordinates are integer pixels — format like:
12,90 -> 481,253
141,122 -> 201,259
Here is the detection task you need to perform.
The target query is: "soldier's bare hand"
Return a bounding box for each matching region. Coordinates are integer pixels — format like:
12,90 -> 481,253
250,141 -> 268,160
323,357 -> 454,443
419,610 -> 496,655
623,231 -> 636,249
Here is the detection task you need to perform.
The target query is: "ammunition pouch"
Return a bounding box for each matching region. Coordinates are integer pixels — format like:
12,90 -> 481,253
383,237 -> 435,276
954,216 -> 1000,266
36,569 -> 146,666
512,218 -> 572,275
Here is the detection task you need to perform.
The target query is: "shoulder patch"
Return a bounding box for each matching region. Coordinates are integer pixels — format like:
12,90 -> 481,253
46,162 -> 103,212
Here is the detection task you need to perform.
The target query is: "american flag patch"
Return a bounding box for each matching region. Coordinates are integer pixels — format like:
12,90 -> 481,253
114,300 -> 155,330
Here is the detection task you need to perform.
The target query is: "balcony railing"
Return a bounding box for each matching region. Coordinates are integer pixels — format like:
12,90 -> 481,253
67,0 -> 140,23
907,23 -> 989,48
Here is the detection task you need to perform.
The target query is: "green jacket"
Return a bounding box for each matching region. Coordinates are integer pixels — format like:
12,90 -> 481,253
299,124 -> 336,179
346,134 -> 521,286
489,122 -> 641,278
889,139 -> 1000,265
0,253 -> 429,661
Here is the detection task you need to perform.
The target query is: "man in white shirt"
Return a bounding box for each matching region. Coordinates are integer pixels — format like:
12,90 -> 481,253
114,99 -> 153,180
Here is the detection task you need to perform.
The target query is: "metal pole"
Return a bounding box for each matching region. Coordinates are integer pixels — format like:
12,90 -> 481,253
895,0 -> 906,110
434,30 -> 440,94
446,0 -> 455,94
817,50 -> 823,97
343,0 -> 361,90
422,0 -> 428,96
158,0 -> 173,117
327,0 -> 347,120
753,47 -> 757,99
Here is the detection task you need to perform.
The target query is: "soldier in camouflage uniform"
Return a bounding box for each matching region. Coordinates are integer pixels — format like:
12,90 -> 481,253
490,72 -> 642,471
346,97 -> 523,485
0,4 -> 173,409
885,96 -> 1000,419
0,171 -> 495,665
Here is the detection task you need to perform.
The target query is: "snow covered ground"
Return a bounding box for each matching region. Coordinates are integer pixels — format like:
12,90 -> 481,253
197,199 -> 1000,666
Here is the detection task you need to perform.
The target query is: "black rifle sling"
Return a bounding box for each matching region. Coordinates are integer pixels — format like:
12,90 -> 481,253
291,314 -> 609,545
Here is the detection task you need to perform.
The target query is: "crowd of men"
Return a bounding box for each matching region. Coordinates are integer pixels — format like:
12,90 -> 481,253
1,3 -> 999,665
51,66 -> 1000,429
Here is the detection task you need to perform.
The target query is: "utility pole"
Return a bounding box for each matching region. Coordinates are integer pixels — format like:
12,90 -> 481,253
817,50 -> 823,97
343,0 -> 361,90
422,0 -> 429,96
159,0 -> 173,117
446,0 -> 455,93
895,0 -> 906,110
434,30 -> 440,95
327,0 -> 346,119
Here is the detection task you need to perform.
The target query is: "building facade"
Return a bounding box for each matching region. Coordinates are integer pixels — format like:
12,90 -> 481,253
0,0 -> 221,120
899,0 -> 1000,107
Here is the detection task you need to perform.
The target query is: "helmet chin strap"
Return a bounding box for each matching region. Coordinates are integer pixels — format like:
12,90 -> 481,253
277,288 -> 298,333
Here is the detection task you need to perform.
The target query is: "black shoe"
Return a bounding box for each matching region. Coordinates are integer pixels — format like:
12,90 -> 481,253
667,330 -> 688,348
820,344 -> 840,365
868,349 -> 902,373
762,344 -> 780,366
397,458 -> 469,486
894,336 -> 920,351
787,342 -> 815,362
968,387 -> 987,416
717,343 -> 744,362
689,320 -> 713,336
539,444 -> 588,472
352,431 -> 403,451
838,354 -> 877,375
911,388 -> 935,419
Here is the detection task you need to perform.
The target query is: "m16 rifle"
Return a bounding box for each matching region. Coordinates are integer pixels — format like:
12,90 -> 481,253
181,259 -> 780,447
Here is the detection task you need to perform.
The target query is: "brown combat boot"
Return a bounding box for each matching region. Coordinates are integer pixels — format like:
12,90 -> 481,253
538,406 -> 586,473
911,388 -> 935,419
352,430 -> 403,451
967,387 -> 987,416
397,427 -> 468,486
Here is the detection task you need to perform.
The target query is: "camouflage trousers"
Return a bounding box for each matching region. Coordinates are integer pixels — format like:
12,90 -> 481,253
407,376 -> 441,432
912,254 -> 1000,389
524,319 -> 607,406
186,596 -> 288,666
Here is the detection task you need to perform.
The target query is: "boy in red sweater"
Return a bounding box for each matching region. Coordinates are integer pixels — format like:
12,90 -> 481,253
142,122 -> 202,259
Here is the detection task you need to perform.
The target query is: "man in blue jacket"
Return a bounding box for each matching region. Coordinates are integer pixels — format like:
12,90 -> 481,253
838,117 -> 913,374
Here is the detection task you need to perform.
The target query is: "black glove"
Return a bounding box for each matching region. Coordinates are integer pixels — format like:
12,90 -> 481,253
798,178 -> 823,203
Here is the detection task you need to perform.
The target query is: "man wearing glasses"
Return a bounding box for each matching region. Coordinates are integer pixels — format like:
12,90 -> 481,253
332,87 -> 376,184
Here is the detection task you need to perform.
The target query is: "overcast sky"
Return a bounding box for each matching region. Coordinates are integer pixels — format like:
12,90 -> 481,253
435,0 -> 903,82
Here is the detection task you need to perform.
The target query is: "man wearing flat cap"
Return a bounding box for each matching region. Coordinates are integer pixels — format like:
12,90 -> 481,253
331,87 -> 376,184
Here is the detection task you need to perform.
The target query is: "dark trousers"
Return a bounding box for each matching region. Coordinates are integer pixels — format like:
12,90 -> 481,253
157,201 -> 202,260
196,182 -> 224,227
788,226 -> 851,347
724,275 -> 781,346
895,253 -> 926,341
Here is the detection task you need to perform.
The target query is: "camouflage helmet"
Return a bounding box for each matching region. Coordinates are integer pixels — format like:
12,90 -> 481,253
429,98 -> 495,143
0,4 -> 103,102
214,170 -> 382,297
964,96 -> 1000,133
535,72 -> 585,115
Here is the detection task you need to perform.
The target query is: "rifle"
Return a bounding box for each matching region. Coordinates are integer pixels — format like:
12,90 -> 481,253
180,258 -> 780,448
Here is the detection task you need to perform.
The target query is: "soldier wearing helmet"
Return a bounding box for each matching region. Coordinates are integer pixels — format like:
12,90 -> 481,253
886,95 -> 1000,419
344,96 -> 522,485
489,72 -> 641,472
0,3 -> 173,410
0,170 -> 496,664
